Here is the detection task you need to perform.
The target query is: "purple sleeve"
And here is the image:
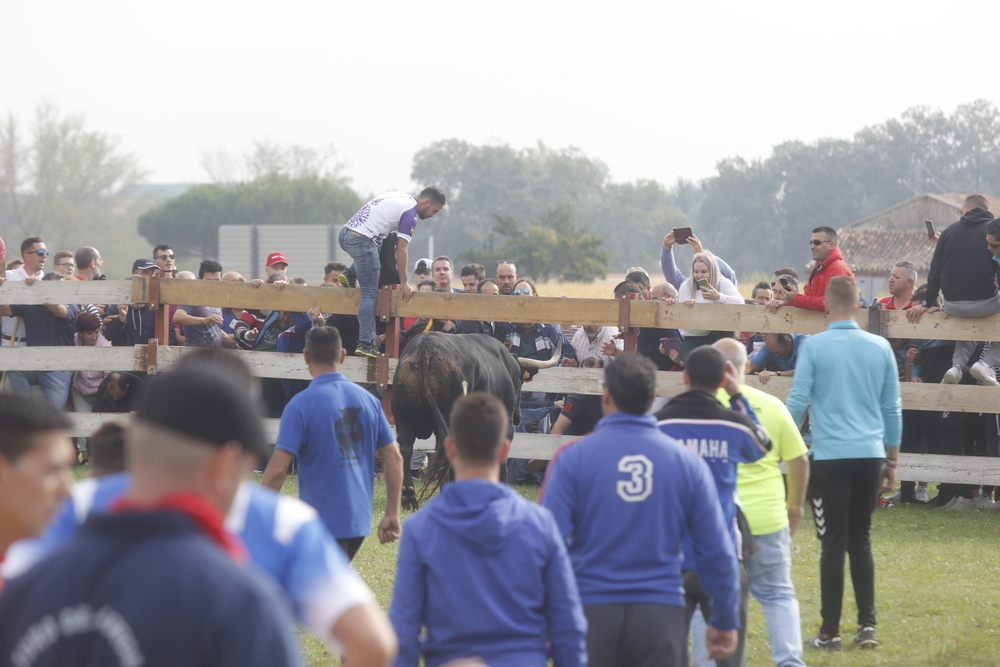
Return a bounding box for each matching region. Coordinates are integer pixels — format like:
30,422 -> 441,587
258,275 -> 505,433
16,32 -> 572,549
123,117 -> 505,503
716,257 -> 738,287
659,245 -> 685,288
397,206 -> 418,241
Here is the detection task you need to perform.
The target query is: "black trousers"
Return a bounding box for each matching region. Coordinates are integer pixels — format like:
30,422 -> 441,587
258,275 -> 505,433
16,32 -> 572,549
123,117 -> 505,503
683,565 -> 750,667
898,410 -> 923,501
584,603 -> 688,667
337,536 -> 365,562
809,457 -> 882,637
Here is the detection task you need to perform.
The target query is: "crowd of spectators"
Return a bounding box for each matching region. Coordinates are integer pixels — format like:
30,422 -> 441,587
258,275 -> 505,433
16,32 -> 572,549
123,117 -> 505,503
2,189 -> 1000,666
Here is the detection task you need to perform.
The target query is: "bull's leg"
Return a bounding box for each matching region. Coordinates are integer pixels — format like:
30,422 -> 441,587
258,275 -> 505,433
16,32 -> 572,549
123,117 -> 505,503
397,423 -> 419,511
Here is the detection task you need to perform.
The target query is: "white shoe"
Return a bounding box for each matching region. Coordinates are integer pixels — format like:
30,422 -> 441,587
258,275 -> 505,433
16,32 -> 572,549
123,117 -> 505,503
940,495 -> 961,509
947,497 -> 975,511
884,490 -> 902,502
915,487 -> 930,503
970,361 -> 1000,387
974,495 -> 995,510
942,365 -> 963,384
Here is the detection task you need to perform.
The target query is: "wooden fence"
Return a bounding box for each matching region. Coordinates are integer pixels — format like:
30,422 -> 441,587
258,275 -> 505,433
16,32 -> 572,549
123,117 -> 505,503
3,277 -> 1000,484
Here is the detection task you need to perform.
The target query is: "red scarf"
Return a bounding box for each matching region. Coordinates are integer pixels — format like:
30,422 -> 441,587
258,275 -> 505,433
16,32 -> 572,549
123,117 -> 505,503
112,492 -> 247,563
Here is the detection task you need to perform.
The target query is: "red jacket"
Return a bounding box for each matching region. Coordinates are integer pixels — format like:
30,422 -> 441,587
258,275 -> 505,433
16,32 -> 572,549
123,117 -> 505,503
791,246 -> 854,312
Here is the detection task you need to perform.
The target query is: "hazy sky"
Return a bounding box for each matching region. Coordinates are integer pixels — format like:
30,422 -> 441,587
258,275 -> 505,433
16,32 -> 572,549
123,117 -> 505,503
4,0 -> 999,196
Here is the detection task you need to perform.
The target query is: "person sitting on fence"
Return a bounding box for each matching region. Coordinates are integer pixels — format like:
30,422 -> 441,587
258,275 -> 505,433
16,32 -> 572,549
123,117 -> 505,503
320,281 -> 360,357
749,332 -> 809,383
0,272 -> 78,408
324,261 -> 347,284
93,371 -> 143,413
661,228 -> 739,289
459,263 -> 486,293
677,251 -> 744,360
173,259 -> 236,349
551,357 -> 605,437
105,259 -> 177,347
910,201 -> 1000,386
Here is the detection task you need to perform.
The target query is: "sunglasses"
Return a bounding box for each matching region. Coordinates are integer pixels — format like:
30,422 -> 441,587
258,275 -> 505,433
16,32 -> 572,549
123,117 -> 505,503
32,249 -> 49,257
56,262 -> 75,268
809,239 -> 829,246
513,288 -> 533,296
156,253 -> 175,260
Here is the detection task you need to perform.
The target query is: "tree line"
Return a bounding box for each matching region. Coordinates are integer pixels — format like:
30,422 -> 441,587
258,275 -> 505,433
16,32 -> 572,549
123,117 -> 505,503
4,100 -> 1000,280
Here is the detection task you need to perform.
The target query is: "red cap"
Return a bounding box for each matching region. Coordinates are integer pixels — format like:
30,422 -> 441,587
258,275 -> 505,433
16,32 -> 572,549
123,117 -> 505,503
265,252 -> 288,267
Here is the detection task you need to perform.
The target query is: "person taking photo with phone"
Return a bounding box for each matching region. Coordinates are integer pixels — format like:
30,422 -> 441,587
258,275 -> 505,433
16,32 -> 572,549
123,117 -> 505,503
677,251 -> 744,360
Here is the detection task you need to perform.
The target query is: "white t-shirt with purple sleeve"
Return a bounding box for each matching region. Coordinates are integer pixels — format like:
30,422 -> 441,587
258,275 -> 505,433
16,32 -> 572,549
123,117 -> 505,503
344,192 -> 418,243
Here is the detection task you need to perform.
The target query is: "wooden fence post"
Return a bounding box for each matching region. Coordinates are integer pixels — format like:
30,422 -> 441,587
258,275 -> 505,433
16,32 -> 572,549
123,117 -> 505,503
149,276 -> 170,346
619,292 -> 639,353
378,284 -> 400,424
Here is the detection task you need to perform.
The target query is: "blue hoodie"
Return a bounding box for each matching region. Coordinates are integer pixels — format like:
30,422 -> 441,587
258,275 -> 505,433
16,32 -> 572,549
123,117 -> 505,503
389,480 -> 587,667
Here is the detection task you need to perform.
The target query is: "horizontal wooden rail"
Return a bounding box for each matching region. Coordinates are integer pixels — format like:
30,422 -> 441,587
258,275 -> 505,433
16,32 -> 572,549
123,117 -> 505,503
5,278 -> 1000,342
5,345 -> 1000,414
63,413 -> 1000,485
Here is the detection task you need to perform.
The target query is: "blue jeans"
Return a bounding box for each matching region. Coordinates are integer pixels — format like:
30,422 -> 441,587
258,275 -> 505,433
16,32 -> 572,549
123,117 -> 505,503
7,370 -> 72,408
338,227 -> 380,345
690,528 -> 804,667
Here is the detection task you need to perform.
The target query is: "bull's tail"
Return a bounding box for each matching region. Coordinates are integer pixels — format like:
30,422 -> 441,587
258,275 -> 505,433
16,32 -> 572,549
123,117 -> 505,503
420,347 -> 456,502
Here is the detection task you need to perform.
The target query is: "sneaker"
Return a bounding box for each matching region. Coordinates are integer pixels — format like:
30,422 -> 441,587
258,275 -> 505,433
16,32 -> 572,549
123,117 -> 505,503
915,486 -> 930,503
942,365 -> 963,384
974,495 -> 995,510
805,633 -> 841,651
337,273 -> 352,288
946,497 -> 975,511
939,495 -> 963,509
354,341 -> 381,358
855,626 -> 879,648
884,490 -> 902,502
970,361 -> 1000,387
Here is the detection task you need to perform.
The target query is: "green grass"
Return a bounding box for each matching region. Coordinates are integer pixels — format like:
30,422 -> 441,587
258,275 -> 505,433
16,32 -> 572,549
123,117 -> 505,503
74,468 -> 1000,666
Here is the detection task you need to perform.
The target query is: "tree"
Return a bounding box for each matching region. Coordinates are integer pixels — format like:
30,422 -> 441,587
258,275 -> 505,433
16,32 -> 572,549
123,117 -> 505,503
462,206 -> 611,282
0,102 -> 145,251
695,99 -> 1000,274
411,139 -> 688,272
138,143 -> 362,260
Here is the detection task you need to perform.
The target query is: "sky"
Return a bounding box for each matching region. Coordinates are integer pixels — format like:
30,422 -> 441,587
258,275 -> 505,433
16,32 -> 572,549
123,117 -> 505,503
4,0 -> 1000,197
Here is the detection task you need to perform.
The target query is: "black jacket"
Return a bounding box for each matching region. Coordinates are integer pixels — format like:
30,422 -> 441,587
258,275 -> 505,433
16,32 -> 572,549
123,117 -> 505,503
104,304 -> 176,346
925,207 -> 999,305
654,389 -> 771,452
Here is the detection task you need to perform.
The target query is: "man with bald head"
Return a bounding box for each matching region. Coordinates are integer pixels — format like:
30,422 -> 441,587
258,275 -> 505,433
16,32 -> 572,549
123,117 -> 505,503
494,260 -> 519,296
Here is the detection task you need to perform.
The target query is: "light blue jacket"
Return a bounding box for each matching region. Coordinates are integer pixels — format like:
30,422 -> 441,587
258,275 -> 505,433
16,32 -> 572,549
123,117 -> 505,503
786,320 -> 902,460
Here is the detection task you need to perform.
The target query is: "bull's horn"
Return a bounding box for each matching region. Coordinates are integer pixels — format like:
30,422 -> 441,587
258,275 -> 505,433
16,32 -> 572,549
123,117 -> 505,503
517,339 -> 562,369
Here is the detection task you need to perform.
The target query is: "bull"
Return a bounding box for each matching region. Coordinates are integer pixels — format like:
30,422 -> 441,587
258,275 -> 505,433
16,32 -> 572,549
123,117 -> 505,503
391,331 -> 561,510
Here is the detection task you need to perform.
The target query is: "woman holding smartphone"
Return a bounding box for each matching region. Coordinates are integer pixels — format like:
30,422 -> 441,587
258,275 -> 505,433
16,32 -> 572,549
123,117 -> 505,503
678,251 -> 744,360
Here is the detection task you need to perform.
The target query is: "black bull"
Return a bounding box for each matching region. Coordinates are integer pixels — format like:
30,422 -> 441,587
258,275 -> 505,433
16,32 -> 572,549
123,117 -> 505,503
391,332 -> 560,510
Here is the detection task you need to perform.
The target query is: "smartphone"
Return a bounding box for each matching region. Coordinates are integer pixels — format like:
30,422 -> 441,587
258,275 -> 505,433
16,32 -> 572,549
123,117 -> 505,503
779,277 -> 792,291
674,227 -> 693,245
659,336 -> 682,357
696,278 -> 710,289
925,219 -> 935,239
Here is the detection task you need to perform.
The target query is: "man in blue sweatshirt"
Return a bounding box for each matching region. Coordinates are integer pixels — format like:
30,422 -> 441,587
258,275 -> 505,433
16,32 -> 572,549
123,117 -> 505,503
787,275 -> 901,651
542,353 -> 740,667
389,392 -> 587,667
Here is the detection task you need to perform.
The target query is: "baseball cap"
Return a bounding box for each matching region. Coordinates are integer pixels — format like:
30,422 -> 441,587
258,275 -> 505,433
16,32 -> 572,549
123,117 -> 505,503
414,257 -> 433,273
136,366 -> 267,460
266,252 -> 288,267
132,258 -> 157,272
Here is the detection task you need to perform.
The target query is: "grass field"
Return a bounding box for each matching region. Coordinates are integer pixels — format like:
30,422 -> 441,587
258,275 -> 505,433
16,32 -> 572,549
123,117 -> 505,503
67,467 -> 1000,665
276,475 -> 1000,667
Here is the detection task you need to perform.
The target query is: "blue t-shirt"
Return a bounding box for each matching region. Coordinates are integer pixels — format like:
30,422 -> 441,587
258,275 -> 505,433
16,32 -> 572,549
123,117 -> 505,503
751,334 -> 808,372
276,372 -> 395,539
